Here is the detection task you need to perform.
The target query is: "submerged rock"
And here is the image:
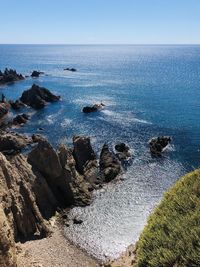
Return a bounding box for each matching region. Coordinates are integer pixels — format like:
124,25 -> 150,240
20,84 -> 60,109
149,136 -> 172,155
0,68 -> 24,85
100,144 -> 121,182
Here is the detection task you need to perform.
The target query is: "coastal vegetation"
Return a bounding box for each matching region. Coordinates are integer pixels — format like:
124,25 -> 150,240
135,169 -> 200,267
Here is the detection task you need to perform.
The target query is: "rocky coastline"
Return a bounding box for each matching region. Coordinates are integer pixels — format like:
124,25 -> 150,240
0,69 -> 172,267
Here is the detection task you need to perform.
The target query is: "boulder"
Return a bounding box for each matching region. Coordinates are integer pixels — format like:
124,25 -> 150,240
115,142 -> 131,161
149,136 -> 172,155
73,136 -> 96,174
13,114 -> 29,125
82,103 -> 105,113
99,144 -> 121,182
32,134 -> 46,143
31,70 -> 43,77
0,68 -> 24,85
0,132 -> 32,155
20,84 -> 60,109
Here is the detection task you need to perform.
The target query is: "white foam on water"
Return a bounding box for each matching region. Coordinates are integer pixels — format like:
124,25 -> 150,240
60,118 -> 72,128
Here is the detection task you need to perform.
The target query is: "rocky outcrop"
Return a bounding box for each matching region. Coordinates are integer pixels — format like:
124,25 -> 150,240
31,71 -> 44,77
73,136 -> 96,174
149,136 -> 171,155
13,114 -> 29,125
0,131 -> 32,155
20,84 -> 60,109
0,68 -> 24,85
100,144 -> 121,182
64,68 -> 77,72
0,205 -> 17,267
82,103 -> 105,113
0,102 -> 10,119
115,142 -> 131,161
9,100 -> 25,110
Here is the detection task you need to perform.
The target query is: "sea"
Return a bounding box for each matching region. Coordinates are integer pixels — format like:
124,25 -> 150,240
0,44 -> 200,260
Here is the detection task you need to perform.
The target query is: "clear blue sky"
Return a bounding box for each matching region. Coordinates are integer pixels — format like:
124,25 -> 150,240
0,0 -> 199,44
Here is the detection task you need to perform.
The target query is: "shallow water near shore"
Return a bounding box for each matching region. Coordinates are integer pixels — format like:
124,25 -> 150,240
0,44 -> 200,260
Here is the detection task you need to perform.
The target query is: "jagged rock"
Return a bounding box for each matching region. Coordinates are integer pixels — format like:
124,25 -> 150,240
58,144 -> 92,206
0,132 -> 32,155
0,102 -> 10,119
83,160 -> 99,184
149,136 -> 172,155
64,68 -> 77,72
82,103 -> 105,113
99,144 -> 121,182
115,142 -> 131,160
13,114 -> 29,125
31,71 -> 44,77
73,136 -> 96,174
73,217 -> 83,224
20,84 -> 60,109
9,100 -> 25,110
0,205 -> 17,267
0,68 -> 24,85
0,153 -> 51,242
28,140 -> 62,178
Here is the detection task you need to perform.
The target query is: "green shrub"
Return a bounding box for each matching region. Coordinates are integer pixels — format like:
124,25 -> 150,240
135,169 -> 200,267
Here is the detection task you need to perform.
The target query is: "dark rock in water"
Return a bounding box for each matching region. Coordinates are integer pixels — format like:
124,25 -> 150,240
82,103 -> 105,113
28,140 -> 62,179
99,144 -> 121,182
20,84 -> 60,109
73,136 -> 96,174
73,217 -> 83,224
82,106 -> 98,113
115,142 -> 131,161
0,68 -> 24,85
38,127 -> 44,131
0,132 -> 32,155
149,136 -> 172,155
9,100 -> 25,110
13,114 -> 29,125
64,68 -> 77,72
31,70 -> 44,77
115,143 -> 129,153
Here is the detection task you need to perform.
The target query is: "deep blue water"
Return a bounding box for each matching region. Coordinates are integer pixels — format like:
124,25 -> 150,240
0,45 -> 200,259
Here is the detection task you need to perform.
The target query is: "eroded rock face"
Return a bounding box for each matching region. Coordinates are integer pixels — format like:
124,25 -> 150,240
0,68 -> 24,85
0,205 -> 17,267
9,100 -> 25,110
0,102 -> 10,119
73,136 -> 96,174
0,153 -> 50,241
28,140 -> 62,179
149,136 -> 172,155
115,142 -> 131,161
20,84 -> 60,109
100,144 -> 121,182
0,132 -> 32,155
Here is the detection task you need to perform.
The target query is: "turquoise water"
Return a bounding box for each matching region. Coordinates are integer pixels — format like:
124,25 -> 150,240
0,45 -> 200,259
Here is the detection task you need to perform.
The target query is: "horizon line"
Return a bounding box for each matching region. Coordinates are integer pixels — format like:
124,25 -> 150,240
0,43 -> 200,46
